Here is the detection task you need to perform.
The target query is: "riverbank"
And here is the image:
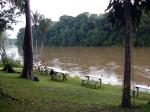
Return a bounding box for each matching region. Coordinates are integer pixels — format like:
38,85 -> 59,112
0,71 -> 149,112
6,46 -> 150,86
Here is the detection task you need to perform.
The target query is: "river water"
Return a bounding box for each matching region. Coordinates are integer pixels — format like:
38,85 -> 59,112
6,45 -> 150,86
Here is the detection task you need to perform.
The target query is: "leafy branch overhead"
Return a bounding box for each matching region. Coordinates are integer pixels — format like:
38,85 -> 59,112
106,0 -> 150,30
0,0 -> 24,32
6,0 -> 25,12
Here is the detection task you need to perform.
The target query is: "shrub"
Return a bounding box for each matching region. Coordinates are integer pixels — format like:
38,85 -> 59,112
0,58 -> 22,68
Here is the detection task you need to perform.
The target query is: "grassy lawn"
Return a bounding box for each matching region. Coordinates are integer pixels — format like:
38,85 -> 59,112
0,71 -> 150,112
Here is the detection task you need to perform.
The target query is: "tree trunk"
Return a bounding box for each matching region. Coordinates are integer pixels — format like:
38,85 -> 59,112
0,38 -> 8,65
121,0 -> 132,108
21,0 -> 33,79
2,64 -> 15,73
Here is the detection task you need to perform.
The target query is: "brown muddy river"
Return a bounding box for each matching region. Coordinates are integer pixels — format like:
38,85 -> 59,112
7,46 -> 150,86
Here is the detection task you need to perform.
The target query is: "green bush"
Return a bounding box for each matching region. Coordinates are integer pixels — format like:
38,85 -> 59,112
0,58 -> 22,68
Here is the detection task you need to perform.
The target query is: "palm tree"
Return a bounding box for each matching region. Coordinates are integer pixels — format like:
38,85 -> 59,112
38,16 -> 52,57
32,11 -> 41,39
39,16 -> 52,35
31,11 -> 41,62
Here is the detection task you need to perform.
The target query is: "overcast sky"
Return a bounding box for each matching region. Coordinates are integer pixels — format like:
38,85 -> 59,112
8,0 -> 109,39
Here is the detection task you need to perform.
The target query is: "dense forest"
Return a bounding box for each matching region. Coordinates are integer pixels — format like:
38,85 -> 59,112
16,12 -> 150,47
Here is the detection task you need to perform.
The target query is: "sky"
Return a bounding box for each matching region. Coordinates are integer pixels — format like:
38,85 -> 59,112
7,0 -> 110,39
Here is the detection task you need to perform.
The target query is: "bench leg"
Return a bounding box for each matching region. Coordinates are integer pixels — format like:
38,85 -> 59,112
99,79 -> 101,88
62,74 -> 67,81
51,74 -> 54,80
95,82 -> 97,89
82,80 -> 84,85
137,87 -> 139,97
50,73 -> 57,80
58,75 -> 62,80
133,90 -> 135,97
133,87 -> 139,97
63,75 -> 67,80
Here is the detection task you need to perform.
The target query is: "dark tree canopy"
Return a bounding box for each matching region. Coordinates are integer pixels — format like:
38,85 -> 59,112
106,0 -> 150,30
0,1 -> 20,32
0,0 -> 25,32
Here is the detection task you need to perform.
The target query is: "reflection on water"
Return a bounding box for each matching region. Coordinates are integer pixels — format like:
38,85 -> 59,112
7,46 -> 150,86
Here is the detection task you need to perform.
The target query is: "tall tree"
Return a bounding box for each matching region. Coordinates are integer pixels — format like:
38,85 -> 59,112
106,0 -> 150,108
122,0 -> 132,108
31,11 -> 41,41
32,11 -> 41,31
0,32 -> 8,65
21,0 -> 33,79
106,0 -> 133,108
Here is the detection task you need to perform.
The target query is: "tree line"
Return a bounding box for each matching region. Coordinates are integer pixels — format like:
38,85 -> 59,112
16,12 -> 150,47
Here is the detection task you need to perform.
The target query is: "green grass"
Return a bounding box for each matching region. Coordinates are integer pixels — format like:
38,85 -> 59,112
0,71 -> 150,112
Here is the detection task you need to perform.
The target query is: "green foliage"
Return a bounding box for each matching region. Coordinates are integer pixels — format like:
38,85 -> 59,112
105,0 -> 124,29
7,0 -> 25,12
6,58 -> 22,68
105,0 -> 150,30
0,0 -> 24,32
16,12 -> 150,47
0,58 -> 22,68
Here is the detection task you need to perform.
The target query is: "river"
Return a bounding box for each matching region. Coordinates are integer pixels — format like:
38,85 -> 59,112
6,45 -> 150,86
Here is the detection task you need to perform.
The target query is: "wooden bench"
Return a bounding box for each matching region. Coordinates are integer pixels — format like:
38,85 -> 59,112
80,77 -> 88,85
49,68 -> 70,81
81,75 -> 102,89
132,85 -> 150,97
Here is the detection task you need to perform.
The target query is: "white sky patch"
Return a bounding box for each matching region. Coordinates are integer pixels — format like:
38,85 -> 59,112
7,0 -> 110,39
